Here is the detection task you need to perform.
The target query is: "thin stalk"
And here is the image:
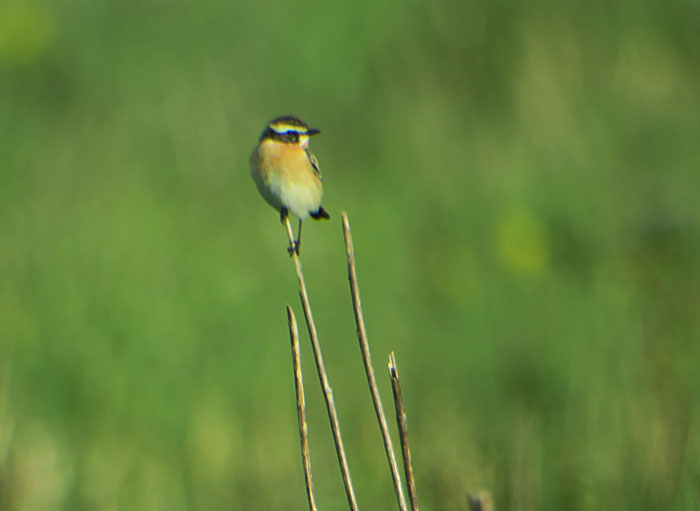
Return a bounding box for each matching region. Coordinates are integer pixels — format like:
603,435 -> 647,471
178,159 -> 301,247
341,212 -> 407,511
287,305 -> 318,511
388,352 -> 420,511
284,216 -> 359,511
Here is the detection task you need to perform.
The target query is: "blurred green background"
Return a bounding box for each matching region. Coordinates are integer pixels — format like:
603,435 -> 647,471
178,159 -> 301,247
2,0 -> 700,509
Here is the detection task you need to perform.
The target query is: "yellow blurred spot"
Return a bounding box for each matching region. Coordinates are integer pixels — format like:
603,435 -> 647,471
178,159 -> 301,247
83,436 -> 134,508
497,208 -> 550,273
11,422 -> 73,511
187,398 -> 237,483
0,2 -> 56,66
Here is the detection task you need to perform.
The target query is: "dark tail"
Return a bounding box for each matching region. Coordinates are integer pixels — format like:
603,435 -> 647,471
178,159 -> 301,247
310,206 -> 330,220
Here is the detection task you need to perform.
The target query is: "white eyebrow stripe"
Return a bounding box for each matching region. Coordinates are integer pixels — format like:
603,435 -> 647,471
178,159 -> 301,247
270,123 -> 307,134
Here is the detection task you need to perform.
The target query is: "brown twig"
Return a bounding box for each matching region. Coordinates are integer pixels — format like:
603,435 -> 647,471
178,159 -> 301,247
283,216 -> 359,511
341,212 -> 407,511
388,352 -> 419,511
287,306 -> 318,511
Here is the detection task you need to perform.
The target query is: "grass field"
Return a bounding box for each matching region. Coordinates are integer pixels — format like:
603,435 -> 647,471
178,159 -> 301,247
2,0 -> 700,509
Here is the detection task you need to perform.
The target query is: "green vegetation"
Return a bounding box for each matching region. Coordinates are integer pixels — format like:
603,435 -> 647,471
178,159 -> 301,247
2,0 -> 699,509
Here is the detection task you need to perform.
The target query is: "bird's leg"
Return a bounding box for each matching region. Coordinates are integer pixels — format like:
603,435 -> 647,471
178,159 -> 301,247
281,208 -> 298,256
294,219 -> 303,255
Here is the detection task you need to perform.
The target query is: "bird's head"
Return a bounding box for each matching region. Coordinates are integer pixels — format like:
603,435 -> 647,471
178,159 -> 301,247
260,115 -> 320,148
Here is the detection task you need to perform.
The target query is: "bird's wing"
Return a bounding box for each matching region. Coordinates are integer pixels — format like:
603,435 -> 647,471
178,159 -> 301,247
306,149 -> 322,180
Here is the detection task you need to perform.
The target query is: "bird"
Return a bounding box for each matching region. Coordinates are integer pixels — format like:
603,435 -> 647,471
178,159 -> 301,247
250,115 -> 330,254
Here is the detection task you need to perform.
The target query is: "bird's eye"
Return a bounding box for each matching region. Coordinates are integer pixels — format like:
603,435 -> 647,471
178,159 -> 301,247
288,132 -> 299,143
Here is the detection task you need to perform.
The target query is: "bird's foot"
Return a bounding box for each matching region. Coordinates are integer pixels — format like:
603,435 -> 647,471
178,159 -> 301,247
287,240 -> 300,257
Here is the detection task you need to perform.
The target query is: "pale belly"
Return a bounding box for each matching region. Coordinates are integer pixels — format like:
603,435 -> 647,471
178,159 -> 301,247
250,144 -> 323,219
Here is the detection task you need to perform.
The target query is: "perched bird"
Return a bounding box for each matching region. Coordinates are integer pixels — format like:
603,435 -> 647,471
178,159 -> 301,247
250,115 -> 330,254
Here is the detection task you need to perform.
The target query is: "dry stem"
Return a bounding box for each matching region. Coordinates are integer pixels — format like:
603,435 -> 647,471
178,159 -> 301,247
284,216 -> 359,511
287,306 -> 318,511
388,352 -> 419,511
341,212 -> 407,511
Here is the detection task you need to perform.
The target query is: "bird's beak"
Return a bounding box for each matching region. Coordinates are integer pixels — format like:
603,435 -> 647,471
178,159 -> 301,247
307,128 -> 321,136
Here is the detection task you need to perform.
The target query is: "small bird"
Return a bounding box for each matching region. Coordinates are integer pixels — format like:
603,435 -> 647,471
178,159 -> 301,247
250,115 -> 330,254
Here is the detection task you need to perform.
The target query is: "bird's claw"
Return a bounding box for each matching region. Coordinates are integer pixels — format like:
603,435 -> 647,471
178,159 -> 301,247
287,241 -> 300,256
